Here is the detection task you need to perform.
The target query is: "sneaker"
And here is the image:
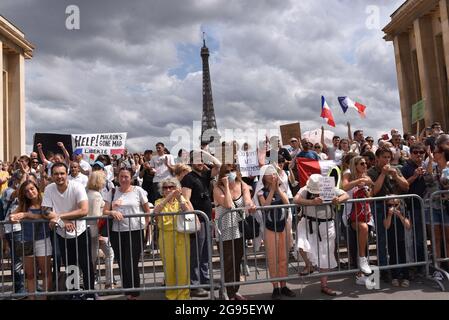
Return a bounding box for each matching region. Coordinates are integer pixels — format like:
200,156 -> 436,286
271,288 -> 281,300
280,286 -> 296,298
400,279 -> 410,288
190,288 -> 209,297
358,256 -> 372,275
391,279 -> 400,287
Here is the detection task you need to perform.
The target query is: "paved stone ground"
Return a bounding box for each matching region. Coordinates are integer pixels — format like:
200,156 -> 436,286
99,273 -> 448,300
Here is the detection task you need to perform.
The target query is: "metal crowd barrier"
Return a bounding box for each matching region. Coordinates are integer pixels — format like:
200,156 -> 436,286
2,193 -> 447,300
215,194 -> 439,298
0,210 -> 213,300
428,190 -> 449,290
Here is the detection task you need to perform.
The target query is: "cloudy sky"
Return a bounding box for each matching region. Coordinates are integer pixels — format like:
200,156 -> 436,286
1,0 -> 405,153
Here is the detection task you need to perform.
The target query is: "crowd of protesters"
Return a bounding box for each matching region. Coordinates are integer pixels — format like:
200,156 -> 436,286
0,121 -> 449,300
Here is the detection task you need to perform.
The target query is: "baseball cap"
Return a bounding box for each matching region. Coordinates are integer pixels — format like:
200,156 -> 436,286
92,161 -> 105,170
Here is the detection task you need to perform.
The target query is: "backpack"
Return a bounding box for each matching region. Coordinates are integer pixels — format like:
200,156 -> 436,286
350,186 -> 371,223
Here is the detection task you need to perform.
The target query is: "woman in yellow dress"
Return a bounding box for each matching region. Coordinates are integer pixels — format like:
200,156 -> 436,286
154,177 -> 194,300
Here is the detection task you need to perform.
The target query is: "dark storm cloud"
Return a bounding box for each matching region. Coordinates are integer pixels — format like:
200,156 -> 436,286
1,0 -> 405,151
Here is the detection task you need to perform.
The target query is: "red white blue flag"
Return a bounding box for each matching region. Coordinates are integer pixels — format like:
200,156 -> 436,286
320,96 -> 336,127
338,96 -> 367,118
296,157 -> 338,187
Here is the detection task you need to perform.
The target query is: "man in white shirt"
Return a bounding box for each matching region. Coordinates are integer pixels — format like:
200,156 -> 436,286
42,162 -> 95,299
68,162 -> 88,187
72,149 -> 92,176
149,142 -> 175,202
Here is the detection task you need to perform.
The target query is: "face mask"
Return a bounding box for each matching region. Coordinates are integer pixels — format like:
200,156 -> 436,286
227,171 -> 237,183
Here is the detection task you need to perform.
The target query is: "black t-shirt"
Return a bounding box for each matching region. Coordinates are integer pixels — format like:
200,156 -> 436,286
181,170 -> 213,221
140,165 -> 154,195
425,136 -> 437,151
401,160 -> 426,197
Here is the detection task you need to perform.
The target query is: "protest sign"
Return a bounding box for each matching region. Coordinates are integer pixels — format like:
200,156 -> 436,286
320,176 -> 336,201
237,151 -> 260,177
411,100 -> 425,124
33,133 -> 73,160
71,132 -> 127,162
280,123 -> 301,146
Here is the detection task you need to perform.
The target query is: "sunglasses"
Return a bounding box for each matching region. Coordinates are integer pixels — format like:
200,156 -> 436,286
366,140 -> 374,143
314,146 -> 321,149
162,185 -> 176,190
290,140 -> 298,143
358,162 -> 367,166
412,151 -> 426,155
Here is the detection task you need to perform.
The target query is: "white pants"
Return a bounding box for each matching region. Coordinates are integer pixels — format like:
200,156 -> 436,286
296,217 -> 337,269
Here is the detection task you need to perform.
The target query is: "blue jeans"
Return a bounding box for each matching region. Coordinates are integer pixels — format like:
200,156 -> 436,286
5,231 -> 25,294
190,221 -> 210,285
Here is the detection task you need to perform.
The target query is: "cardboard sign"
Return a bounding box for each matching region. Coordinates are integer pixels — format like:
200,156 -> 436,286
320,176 -> 336,201
71,132 -> 127,163
411,100 -> 425,124
33,133 -> 73,160
280,123 -> 301,146
237,151 -> 260,177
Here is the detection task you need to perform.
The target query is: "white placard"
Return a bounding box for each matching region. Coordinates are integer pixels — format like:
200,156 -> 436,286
237,151 -> 260,177
320,176 -> 336,201
72,132 -> 127,163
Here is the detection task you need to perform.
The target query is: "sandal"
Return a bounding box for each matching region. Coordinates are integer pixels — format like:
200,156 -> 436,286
300,265 -> 314,276
321,286 -> 337,296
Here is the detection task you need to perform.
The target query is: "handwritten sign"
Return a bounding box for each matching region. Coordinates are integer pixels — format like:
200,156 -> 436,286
71,132 -> 127,163
320,176 -> 336,201
237,151 -> 260,177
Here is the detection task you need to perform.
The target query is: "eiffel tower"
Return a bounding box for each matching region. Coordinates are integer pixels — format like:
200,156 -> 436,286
200,34 -> 220,146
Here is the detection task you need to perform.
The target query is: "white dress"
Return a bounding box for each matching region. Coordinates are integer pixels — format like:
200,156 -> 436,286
295,188 -> 344,269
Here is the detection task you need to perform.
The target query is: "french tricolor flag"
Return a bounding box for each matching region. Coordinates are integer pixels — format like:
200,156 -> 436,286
320,96 -> 336,127
296,158 -> 338,187
338,96 -> 367,118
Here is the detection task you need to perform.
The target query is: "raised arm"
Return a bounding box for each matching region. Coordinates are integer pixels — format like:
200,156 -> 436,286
321,126 -> 328,153
37,143 -> 50,166
213,178 -> 234,209
57,142 -> 71,165
347,122 -> 353,143
201,150 -> 222,178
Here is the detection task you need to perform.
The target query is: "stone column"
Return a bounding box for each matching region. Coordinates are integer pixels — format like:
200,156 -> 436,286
414,15 -> 444,126
393,33 -> 416,134
0,41 -> 3,161
7,53 -> 25,159
439,0 -> 449,129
